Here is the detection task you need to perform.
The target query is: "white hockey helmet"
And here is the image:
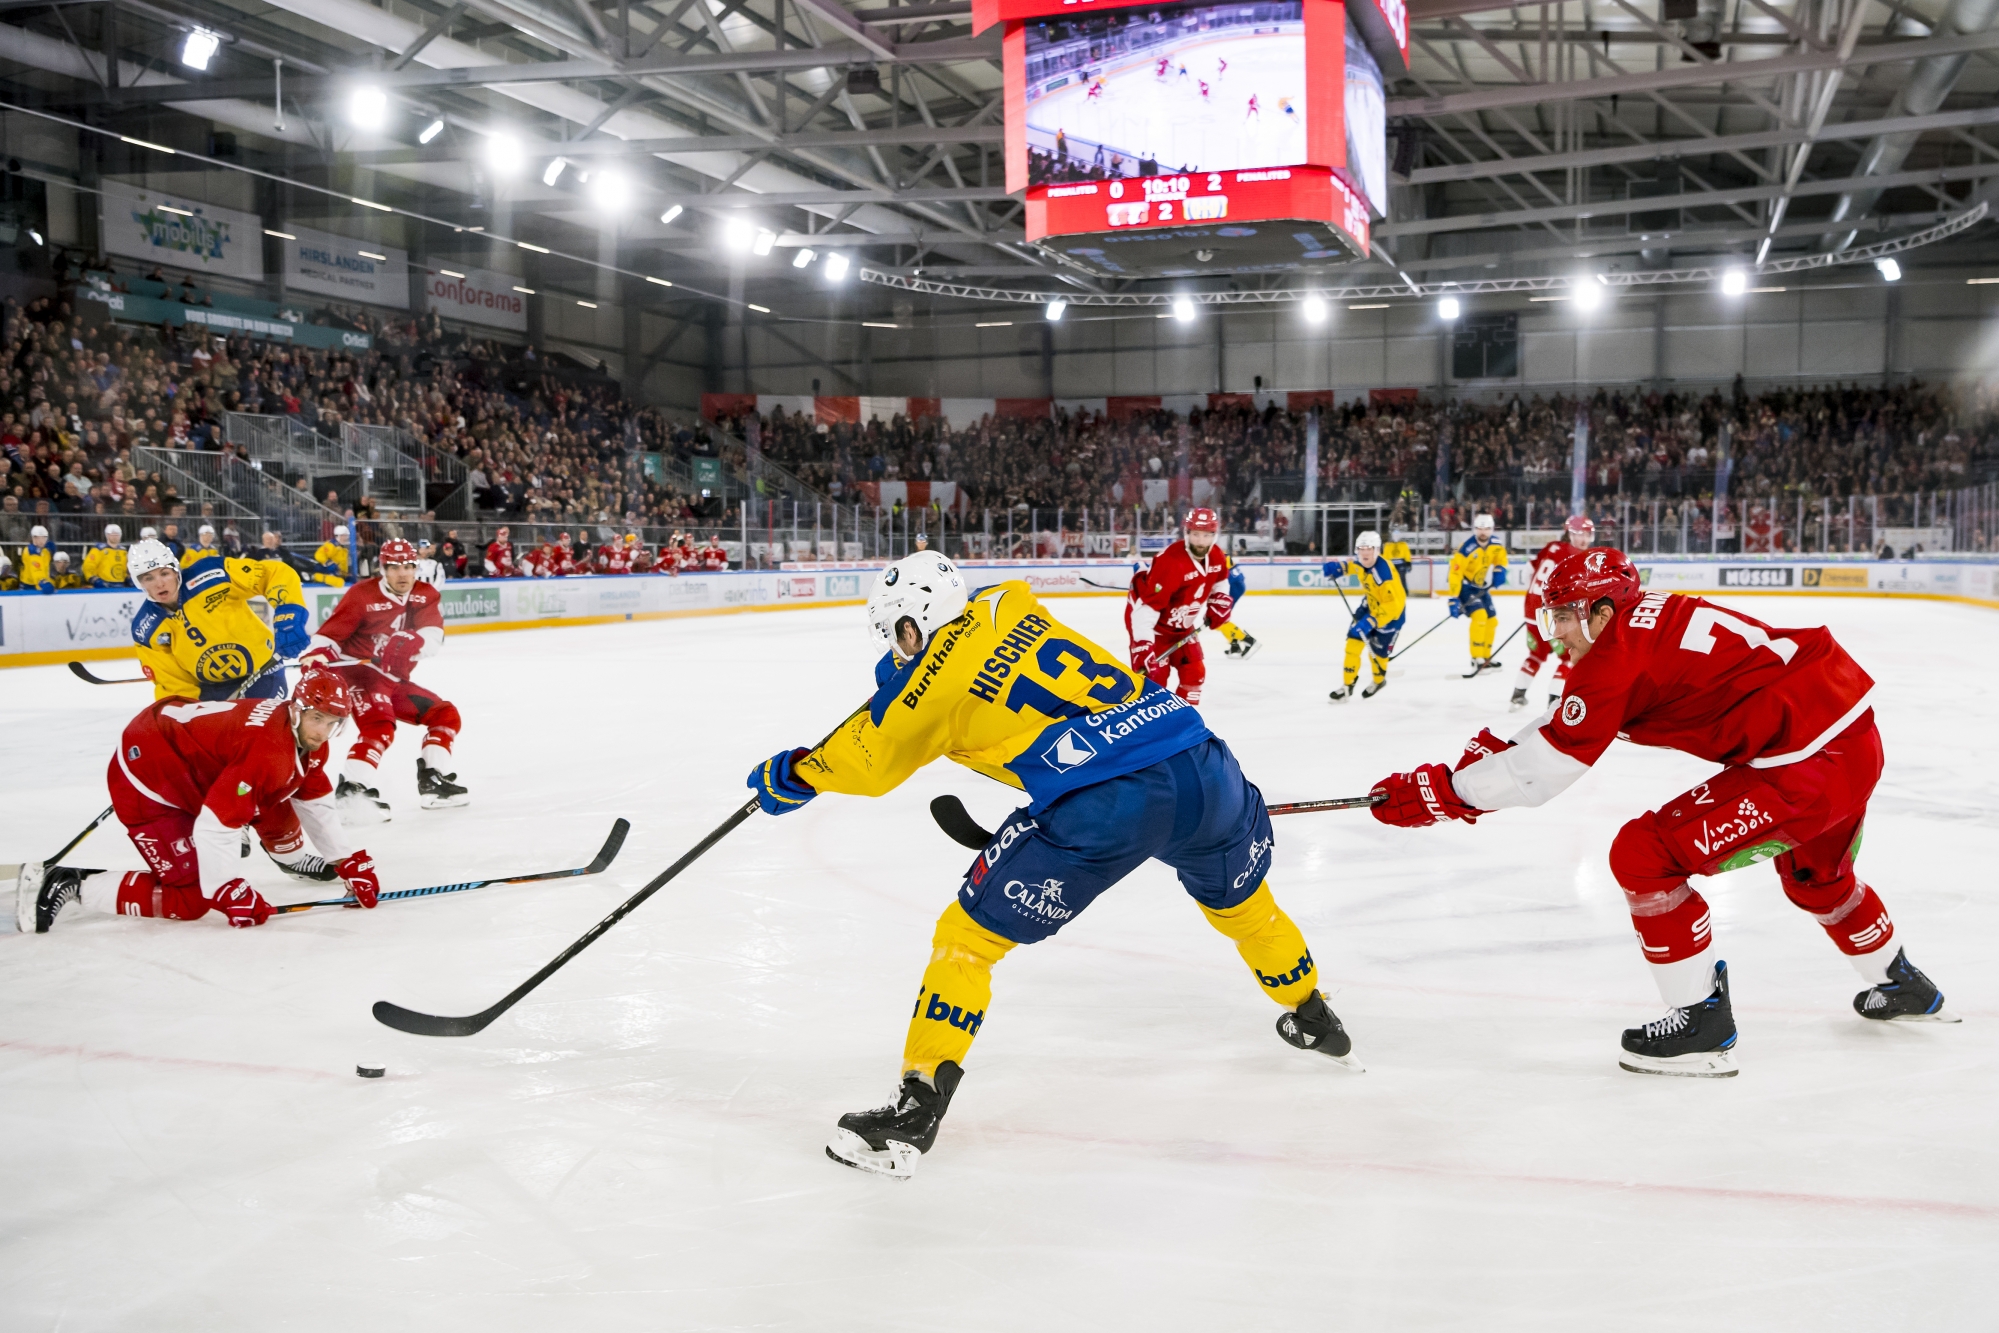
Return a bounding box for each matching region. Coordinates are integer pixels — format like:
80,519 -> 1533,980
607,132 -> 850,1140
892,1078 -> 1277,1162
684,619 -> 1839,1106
104,523 -> 122,542
1355,529 -> 1381,557
1472,513 -> 1495,533
29,524 -> 48,542
128,538 -> 179,582
868,551 -> 968,657
139,526 -> 158,540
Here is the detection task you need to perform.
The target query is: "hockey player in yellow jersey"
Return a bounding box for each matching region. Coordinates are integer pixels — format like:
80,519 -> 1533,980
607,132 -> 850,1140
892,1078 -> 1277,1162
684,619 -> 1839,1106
177,524 -> 221,567
1212,547 -> 1260,658
126,537 -> 311,701
83,524 -> 131,586
311,533 -> 352,586
1320,530 -> 1407,701
16,524 -> 57,592
746,552 -> 1356,1179
1446,512 -> 1509,673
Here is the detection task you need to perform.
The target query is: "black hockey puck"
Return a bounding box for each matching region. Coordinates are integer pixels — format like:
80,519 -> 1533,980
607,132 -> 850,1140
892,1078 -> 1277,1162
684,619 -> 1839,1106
356,1064 -> 386,1079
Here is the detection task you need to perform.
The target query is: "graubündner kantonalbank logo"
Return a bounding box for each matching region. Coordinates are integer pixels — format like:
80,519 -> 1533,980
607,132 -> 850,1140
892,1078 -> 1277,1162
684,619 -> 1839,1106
127,199 -> 235,266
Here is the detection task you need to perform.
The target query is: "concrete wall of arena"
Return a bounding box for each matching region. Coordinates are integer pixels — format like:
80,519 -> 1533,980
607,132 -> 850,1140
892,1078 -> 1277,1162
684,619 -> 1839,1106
7,557 -> 1998,668
719,277 -> 1999,403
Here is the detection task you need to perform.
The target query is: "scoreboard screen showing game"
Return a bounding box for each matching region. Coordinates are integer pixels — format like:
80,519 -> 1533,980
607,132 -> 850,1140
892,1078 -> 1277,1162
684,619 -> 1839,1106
1000,0 -> 1380,255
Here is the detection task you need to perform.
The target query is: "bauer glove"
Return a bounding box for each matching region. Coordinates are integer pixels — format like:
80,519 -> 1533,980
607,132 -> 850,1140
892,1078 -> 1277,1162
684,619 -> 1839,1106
375,630 -> 424,681
1447,597 -> 1465,618
271,602 -> 311,658
337,851 -> 381,908
1455,728 -> 1516,770
211,879 -> 275,928
1369,764 -> 1481,828
1491,567 -> 1508,588
748,747 -> 817,816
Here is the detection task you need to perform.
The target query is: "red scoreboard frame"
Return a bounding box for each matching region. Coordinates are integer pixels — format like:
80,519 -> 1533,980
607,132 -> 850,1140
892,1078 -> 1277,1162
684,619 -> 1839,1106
981,0 -> 1372,254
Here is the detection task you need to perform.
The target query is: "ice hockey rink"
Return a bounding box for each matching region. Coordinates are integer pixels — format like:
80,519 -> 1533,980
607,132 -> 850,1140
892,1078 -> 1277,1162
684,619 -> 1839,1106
3,589 -> 1995,1330
1027,32 -> 1308,176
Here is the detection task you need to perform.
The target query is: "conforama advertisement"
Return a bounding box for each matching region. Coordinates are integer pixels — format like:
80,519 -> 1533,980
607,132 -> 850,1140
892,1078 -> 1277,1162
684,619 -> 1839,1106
1001,0 -> 1377,249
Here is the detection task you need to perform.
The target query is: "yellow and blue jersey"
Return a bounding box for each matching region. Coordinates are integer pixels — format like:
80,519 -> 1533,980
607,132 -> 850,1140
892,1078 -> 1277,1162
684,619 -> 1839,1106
16,541 -> 56,588
132,554 -> 306,700
178,542 -> 221,568
800,579 -> 1212,811
1331,555 -> 1407,629
1447,535 -> 1509,598
83,544 -> 130,586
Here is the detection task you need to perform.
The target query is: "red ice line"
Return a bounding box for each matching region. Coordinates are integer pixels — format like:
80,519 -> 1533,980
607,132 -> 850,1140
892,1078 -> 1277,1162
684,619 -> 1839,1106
0,1038 -> 346,1082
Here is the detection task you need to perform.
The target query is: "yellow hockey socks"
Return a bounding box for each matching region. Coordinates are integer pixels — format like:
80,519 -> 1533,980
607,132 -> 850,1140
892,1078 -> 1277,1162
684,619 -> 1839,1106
1200,883 -> 1320,1008
1342,635 -> 1363,686
1218,620 -> 1247,645
1471,608 -> 1496,659
902,902 -> 1017,1080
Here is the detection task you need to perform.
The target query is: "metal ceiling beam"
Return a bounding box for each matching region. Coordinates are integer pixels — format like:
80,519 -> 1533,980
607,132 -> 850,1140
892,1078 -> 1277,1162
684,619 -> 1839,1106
1378,158 -> 1999,237
341,121 -> 1002,164
660,183 -> 1008,207
96,33 -> 996,104
1409,84 -> 1999,185
1389,25 -> 1999,116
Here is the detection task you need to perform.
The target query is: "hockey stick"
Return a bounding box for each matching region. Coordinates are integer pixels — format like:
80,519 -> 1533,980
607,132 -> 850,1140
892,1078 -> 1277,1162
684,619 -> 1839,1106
68,662 -> 146,685
1079,574 -> 1133,592
1459,621 -> 1526,678
373,798 -> 760,1036
1385,614 -> 1452,661
929,787 -> 1383,850
46,805 -> 115,865
270,818 -> 631,916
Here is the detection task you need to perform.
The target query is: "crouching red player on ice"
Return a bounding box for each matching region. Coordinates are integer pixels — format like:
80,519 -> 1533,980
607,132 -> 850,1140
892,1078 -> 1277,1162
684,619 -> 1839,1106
15,670 -> 381,932
1367,547 -> 1957,1078
1126,506 -> 1237,704
300,537 -> 469,820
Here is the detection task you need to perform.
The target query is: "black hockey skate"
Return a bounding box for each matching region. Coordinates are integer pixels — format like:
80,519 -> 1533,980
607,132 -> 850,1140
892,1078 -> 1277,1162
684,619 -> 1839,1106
1361,678 -> 1387,699
337,774 -> 392,823
14,862 -> 92,934
1277,992 -> 1363,1071
826,1061 -> 964,1180
272,852 -> 340,881
1229,633 -> 1261,660
1619,960 -> 1739,1077
1853,948 -> 1960,1022
1328,683 -> 1355,702
1461,657 -> 1503,678
416,759 -> 470,810
1509,687 -> 1529,711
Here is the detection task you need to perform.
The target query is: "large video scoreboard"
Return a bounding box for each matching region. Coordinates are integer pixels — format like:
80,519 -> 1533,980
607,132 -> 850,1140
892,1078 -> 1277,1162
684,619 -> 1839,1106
975,0 -> 1396,260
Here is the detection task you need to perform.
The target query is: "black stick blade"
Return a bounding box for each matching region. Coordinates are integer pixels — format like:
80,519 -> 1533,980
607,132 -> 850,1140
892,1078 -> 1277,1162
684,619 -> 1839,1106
930,795 -> 993,850
372,999 -> 495,1038
586,818 -> 631,873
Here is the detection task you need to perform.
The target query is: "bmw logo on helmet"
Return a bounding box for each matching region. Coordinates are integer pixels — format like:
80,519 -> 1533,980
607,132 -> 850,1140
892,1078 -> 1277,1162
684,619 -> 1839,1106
884,567 -> 899,586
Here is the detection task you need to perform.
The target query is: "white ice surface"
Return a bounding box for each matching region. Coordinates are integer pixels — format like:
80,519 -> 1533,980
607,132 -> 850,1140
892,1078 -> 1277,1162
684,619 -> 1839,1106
2,592 -> 1996,1330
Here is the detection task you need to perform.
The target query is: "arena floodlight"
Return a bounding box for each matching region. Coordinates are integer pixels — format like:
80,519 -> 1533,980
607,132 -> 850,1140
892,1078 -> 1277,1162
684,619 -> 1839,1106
1439,296 -> 1461,321
792,248 -> 815,268
179,28 -> 220,71
753,229 -> 777,256
484,131 -> 523,177
418,118 -> 445,144
1172,296 -> 1197,322
824,251 -> 851,282
1046,299 -> 1067,322
724,218 -> 756,252
349,86 -> 389,131
1720,267 -> 1748,297
1573,276 -> 1603,313
1302,294 -> 1327,324
588,169 -> 630,213
659,204 -> 683,226
1876,257 -> 1902,282
542,157 -> 569,187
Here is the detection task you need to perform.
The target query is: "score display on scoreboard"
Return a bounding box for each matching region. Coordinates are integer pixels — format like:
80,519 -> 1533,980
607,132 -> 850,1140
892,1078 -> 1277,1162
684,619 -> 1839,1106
990,0 -> 1387,255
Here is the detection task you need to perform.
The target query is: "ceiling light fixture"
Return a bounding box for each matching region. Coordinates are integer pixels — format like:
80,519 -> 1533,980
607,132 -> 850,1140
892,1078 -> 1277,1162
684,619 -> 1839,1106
1875,257 -> 1902,282
1438,296 -> 1461,320
349,86 -> 389,131
419,118 -> 445,144
753,229 -> 776,256
1302,294 -> 1327,324
542,157 -> 569,187
1720,268 -> 1748,297
659,204 -> 683,226
824,252 -> 850,282
179,28 -> 220,71
1172,297 -> 1196,322
1046,299 -> 1067,322
792,248 -> 815,268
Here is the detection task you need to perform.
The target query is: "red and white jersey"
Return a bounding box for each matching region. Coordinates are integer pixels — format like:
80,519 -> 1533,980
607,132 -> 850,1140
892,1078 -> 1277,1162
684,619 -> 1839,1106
597,542 -> 635,575
485,540 -> 516,577
700,542 -> 728,571
1524,540 -> 1573,609
1455,592 -> 1876,811
313,576 -> 444,668
117,696 -> 335,827
654,544 -> 683,574
523,545 -> 578,577
1128,539 -> 1231,644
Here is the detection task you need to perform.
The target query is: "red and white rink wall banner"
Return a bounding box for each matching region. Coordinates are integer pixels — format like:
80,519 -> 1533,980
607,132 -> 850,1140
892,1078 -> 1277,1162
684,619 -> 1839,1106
699,391 -> 1348,428
6,558 -> 1998,669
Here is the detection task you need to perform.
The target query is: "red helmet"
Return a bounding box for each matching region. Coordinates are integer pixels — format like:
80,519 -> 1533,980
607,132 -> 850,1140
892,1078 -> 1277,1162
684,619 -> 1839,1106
1184,507 -> 1220,534
1564,514 -> 1596,545
1539,547 -> 1644,642
292,669 -> 352,719
379,538 -> 418,566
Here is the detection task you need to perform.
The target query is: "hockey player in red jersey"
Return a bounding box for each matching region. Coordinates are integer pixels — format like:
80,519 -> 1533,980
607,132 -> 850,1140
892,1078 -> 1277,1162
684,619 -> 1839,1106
15,670 -> 381,932
484,526 -> 518,578
597,532 -> 641,575
700,537 -> 729,571
1126,507 -> 1235,704
1368,548 -> 1956,1077
655,533 -> 686,574
301,538 -> 468,819
1512,514 -> 1594,710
